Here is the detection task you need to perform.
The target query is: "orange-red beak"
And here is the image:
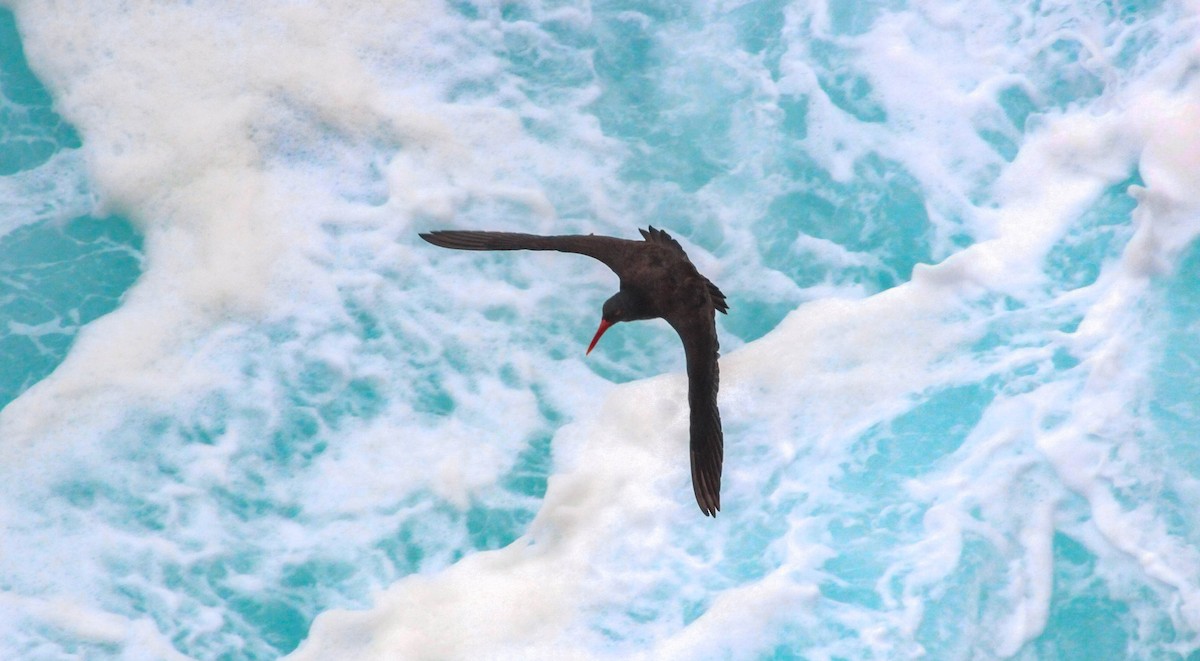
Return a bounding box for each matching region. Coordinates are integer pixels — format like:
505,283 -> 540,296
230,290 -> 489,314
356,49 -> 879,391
586,318 -> 613,355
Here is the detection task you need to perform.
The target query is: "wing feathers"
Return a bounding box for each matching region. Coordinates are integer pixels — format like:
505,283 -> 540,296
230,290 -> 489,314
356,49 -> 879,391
419,230 -> 635,274
674,315 -> 723,517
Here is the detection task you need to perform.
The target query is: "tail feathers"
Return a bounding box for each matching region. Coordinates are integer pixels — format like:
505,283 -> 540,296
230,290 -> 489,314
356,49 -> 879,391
707,280 -> 729,314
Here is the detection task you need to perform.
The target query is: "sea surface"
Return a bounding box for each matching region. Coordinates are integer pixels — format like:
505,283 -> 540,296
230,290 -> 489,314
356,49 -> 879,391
1,1 -> 1199,659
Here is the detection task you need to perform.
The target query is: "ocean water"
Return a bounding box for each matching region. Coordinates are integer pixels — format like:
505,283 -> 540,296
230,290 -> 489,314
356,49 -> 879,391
1,0 -> 1198,658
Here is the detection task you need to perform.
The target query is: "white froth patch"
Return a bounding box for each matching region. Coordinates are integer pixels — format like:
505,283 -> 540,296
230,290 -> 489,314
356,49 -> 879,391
653,569 -> 822,660
0,0 -> 567,448
292,377 -> 691,660
0,593 -> 191,661
291,542 -> 579,660
3,0 -> 1200,658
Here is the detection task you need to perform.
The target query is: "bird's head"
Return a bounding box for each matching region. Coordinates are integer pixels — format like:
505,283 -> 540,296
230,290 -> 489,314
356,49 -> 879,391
587,292 -> 637,355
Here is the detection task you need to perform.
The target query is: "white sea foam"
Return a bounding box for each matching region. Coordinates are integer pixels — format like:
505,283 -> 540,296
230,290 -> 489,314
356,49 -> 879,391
2,0 -> 1199,658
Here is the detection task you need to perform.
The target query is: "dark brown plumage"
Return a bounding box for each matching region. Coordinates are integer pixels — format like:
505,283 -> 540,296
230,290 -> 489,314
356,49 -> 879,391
419,226 -> 728,516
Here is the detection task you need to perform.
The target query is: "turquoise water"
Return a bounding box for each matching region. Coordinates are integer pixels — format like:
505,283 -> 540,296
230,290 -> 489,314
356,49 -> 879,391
1,1 -> 1199,659
0,9 -> 142,411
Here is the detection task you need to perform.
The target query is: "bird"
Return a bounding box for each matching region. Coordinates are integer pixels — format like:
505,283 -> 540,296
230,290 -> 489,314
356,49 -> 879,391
419,226 -> 729,516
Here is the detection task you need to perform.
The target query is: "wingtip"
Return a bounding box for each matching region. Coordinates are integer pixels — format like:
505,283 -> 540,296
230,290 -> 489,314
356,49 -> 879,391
694,469 -> 721,517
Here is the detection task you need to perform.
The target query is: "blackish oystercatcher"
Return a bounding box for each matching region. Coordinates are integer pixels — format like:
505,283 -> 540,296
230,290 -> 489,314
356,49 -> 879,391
420,226 -> 728,516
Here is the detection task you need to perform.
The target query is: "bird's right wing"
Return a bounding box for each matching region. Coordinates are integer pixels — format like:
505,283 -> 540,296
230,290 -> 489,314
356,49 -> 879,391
668,312 -> 723,517
419,230 -> 637,274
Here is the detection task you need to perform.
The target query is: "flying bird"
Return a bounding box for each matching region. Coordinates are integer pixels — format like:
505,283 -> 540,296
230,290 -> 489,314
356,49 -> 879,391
419,226 -> 728,516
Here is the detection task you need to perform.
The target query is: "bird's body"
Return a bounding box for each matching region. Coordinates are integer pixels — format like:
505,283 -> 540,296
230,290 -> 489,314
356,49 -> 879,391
419,227 -> 727,516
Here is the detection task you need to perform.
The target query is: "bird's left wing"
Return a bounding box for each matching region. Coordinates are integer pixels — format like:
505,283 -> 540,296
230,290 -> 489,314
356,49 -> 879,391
419,230 -> 637,275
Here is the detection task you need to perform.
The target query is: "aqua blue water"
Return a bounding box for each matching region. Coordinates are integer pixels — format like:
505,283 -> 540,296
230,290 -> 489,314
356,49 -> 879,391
1,1 -> 1199,659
